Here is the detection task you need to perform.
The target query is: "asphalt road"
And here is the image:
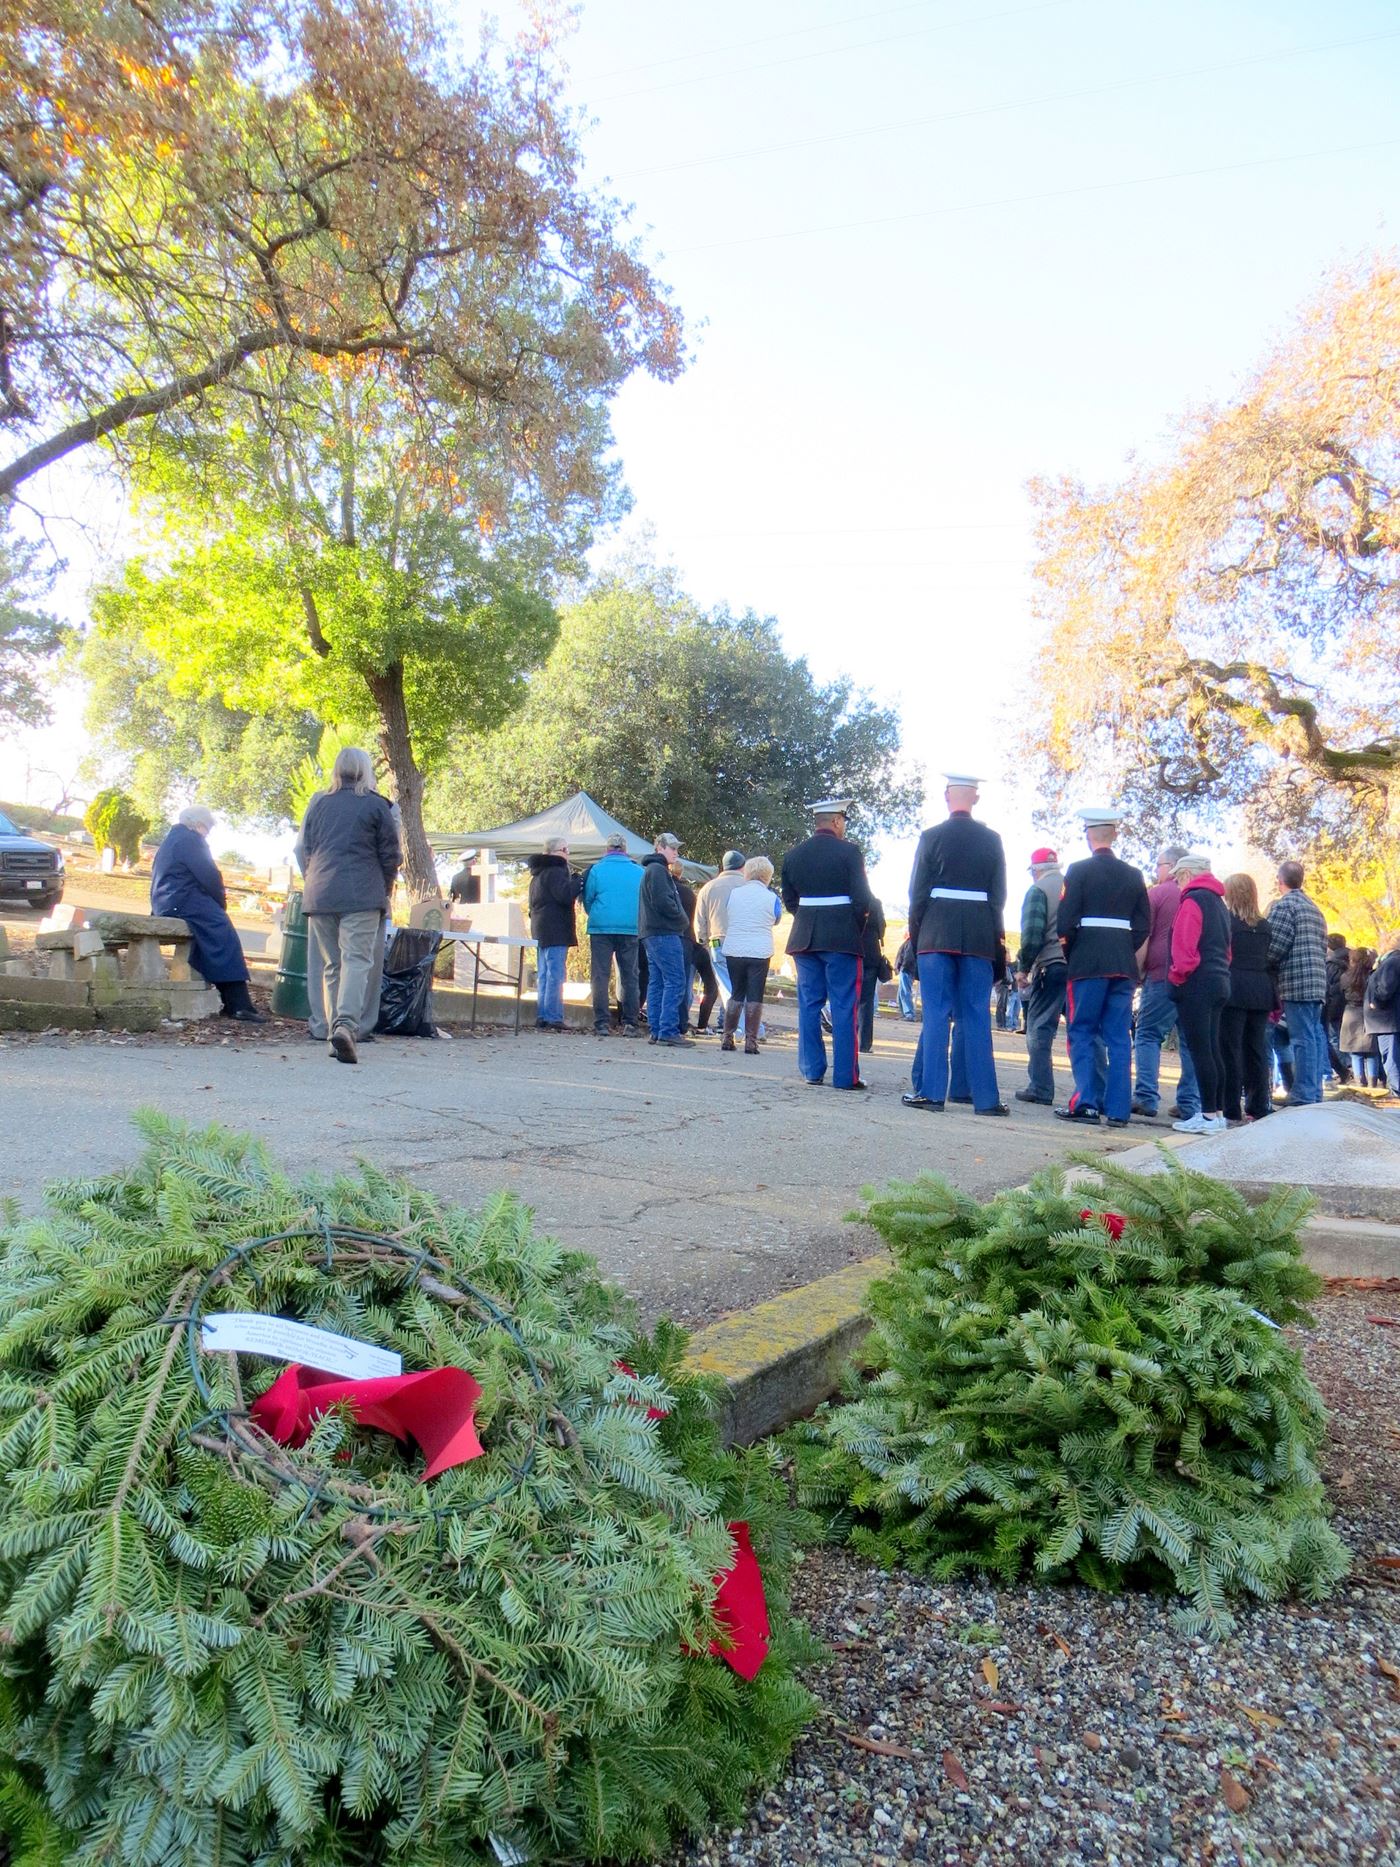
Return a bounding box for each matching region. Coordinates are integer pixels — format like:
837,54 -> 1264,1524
0,1019 -> 1149,1328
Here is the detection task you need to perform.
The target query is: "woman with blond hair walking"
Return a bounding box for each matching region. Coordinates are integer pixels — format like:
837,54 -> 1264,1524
720,857 -> 782,1054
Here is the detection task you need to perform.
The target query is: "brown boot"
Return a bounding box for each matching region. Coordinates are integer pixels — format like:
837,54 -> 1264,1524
743,1002 -> 762,1054
720,1000 -> 741,1052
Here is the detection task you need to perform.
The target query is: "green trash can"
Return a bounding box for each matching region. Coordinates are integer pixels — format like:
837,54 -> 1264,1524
271,888 -> 310,1020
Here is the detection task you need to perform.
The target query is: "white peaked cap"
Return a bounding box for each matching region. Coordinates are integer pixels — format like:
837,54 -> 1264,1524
942,772 -> 984,786
806,796 -> 853,814
1077,806 -> 1124,826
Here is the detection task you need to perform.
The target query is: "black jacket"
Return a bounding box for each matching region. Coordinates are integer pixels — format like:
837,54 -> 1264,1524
1059,848 -> 1150,980
526,853 -> 581,948
1364,949 -> 1400,1037
1324,948 -> 1349,1025
907,813 -> 1006,960
861,897 -> 888,974
780,830 -> 873,956
299,789 -> 400,917
637,853 -> 689,938
1227,915 -> 1275,1012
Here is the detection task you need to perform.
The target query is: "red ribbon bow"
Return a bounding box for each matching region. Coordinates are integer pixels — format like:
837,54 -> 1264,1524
708,1521 -> 770,1680
1080,1208 -> 1126,1240
251,1363 -> 484,1481
613,1360 -> 670,1420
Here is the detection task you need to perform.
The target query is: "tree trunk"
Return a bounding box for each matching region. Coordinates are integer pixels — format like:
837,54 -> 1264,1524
365,660 -> 438,899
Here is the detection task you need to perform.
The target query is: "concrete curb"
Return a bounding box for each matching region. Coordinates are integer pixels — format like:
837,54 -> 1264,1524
682,1131 -> 1400,1445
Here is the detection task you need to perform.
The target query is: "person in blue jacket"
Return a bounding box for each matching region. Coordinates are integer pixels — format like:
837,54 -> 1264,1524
150,806 -> 265,1021
582,832 -> 644,1036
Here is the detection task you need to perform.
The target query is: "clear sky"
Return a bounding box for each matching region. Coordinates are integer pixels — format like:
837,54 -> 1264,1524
5,0 -> 1400,900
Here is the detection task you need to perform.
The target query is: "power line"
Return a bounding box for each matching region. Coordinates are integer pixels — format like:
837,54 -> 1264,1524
581,0 -> 950,84
676,132 -> 1400,254
594,0 -> 1077,105
615,24 -> 1400,181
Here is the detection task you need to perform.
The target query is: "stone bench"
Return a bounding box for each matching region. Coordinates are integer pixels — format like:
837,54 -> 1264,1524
83,912 -> 199,984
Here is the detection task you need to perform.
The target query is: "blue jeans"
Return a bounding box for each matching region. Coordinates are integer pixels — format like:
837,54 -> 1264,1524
1379,1033 -> 1399,1096
916,953 -> 998,1109
1283,999 -> 1325,1104
794,950 -> 861,1086
897,970 -> 918,1020
710,944 -> 733,1000
1133,977 -> 1200,1116
1067,975 -> 1135,1121
535,944 -> 566,1024
644,933 -> 686,1041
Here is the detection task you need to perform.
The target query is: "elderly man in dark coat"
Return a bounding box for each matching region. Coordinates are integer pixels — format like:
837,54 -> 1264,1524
150,806 -> 265,1021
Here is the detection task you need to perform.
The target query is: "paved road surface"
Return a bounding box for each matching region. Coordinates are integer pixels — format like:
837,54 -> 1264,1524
0,1019 -> 1159,1327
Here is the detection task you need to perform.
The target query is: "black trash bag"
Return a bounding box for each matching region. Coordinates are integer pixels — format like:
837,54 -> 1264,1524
374,927 -> 442,1037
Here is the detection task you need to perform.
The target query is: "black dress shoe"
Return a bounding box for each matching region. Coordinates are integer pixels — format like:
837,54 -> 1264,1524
1055,1105 -> 1099,1123
974,1103 -> 1010,1117
949,1094 -> 973,1105
229,1007 -> 268,1024
837,1078 -> 869,1091
901,1092 -> 944,1110
1015,1088 -> 1053,1104
1105,1116 -> 1131,1127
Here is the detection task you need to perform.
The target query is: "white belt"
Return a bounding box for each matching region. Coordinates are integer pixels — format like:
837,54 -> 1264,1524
1082,916 -> 1132,929
930,887 -> 988,901
799,894 -> 851,906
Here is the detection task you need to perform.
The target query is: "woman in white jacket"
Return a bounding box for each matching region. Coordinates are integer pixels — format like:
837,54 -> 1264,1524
720,857 -> 782,1054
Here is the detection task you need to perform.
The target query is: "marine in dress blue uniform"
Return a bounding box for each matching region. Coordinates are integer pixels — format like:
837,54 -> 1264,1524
904,775 -> 1008,1115
1055,808 -> 1151,1126
779,798 -> 874,1090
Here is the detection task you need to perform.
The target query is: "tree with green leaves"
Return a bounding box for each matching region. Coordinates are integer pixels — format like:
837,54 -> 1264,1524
1022,260 -> 1400,863
429,562 -> 922,864
82,785 -> 149,863
0,535 -> 63,728
1,1 -> 682,505
793,1159 -> 1347,1637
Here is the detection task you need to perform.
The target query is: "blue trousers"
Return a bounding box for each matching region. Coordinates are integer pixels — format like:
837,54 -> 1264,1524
1283,998 -> 1325,1104
916,953 -> 998,1109
795,950 -> 861,1086
1134,976 -> 1199,1116
1067,975 -> 1134,1120
535,944 -> 566,1024
897,970 -> 918,1020
644,933 -> 686,1041
913,1017 -> 968,1097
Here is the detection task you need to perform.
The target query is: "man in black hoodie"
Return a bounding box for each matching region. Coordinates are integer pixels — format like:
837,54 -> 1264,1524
638,832 -> 693,1047
526,837 -> 582,1031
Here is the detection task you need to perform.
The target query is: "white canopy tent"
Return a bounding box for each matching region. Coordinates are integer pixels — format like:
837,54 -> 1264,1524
427,791 -> 714,881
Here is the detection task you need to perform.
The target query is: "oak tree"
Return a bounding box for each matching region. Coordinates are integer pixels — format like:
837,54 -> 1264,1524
1023,260 -> 1400,859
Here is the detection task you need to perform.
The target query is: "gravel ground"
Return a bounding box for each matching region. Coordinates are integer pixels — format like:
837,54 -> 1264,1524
673,1289 -> 1400,1867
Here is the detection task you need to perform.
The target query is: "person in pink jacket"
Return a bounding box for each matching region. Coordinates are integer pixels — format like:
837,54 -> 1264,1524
1167,853 -> 1233,1134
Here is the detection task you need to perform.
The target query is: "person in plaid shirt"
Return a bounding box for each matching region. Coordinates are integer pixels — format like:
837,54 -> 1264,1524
1266,860 -> 1329,1105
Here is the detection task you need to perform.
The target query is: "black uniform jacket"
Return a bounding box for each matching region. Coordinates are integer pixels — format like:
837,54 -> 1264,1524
907,813 -> 1006,960
780,830 -> 873,955
1059,848 -> 1150,980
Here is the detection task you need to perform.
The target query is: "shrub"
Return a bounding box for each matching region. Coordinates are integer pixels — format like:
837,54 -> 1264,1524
792,1158 -> 1348,1636
82,786 -> 149,863
0,1117 -> 815,1865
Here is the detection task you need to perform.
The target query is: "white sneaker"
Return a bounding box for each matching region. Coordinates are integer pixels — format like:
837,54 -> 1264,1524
1203,1114 -> 1229,1132
1171,1113 -> 1210,1134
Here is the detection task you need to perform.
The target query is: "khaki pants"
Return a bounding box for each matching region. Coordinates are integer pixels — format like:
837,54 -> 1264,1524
307,911 -> 383,1040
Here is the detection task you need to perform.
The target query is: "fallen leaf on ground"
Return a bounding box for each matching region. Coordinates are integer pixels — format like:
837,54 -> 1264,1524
982,1701 -> 1025,1716
843,1731 -> 919,1760
1220,1767 -> 1251,1813
1371,1556 -> 1400,1569
942,1749 -> 970,1792
982,1656 -> 999,1691
1376,1656 -> 1400,1687
1051,1632 -> 1072,1659
1366,1314 -> 1399,1328
1161,1732 -> 1207,1748
1239,1706 -> 1284,1732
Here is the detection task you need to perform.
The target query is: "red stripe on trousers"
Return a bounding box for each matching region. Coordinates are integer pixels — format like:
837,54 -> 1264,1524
1065,977 -> 1079,1110
851,955 -> 863,1084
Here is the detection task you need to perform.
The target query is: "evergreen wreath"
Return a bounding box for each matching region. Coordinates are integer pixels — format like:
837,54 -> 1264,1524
792,1157 -> 1348,1636
0,1115 -> 817,1866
